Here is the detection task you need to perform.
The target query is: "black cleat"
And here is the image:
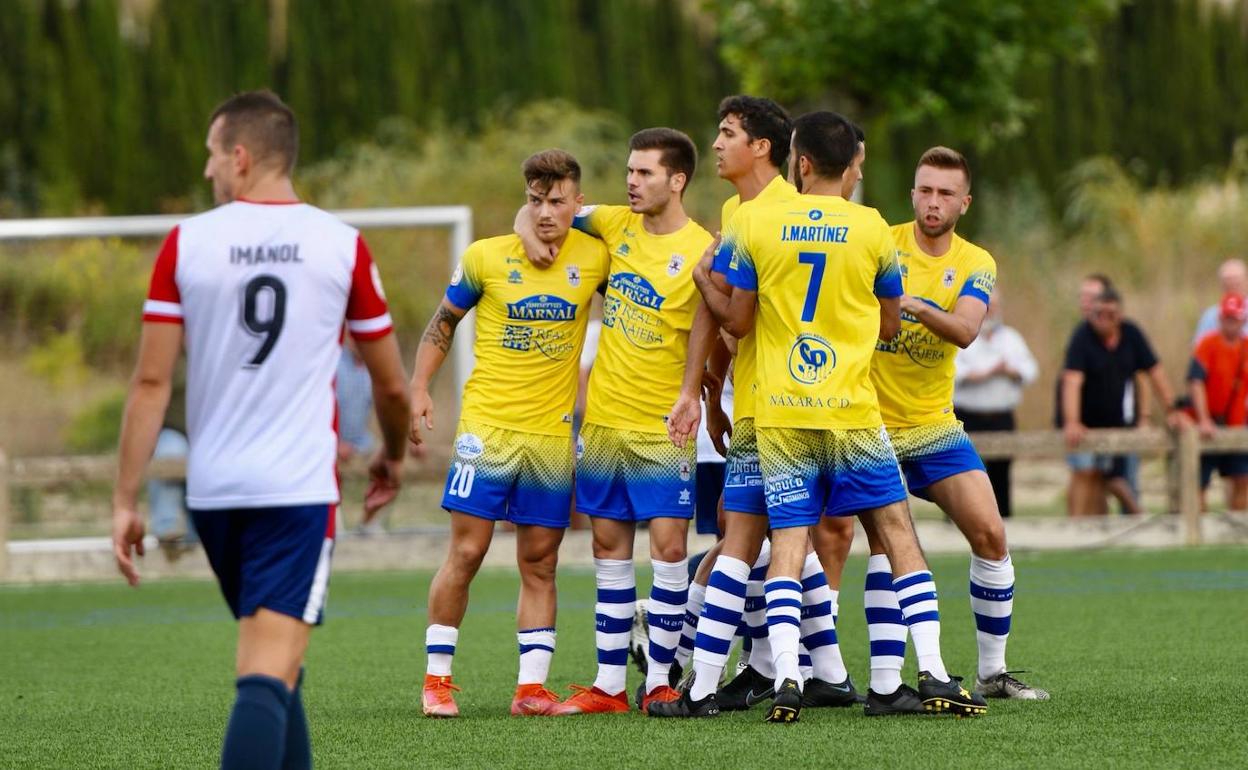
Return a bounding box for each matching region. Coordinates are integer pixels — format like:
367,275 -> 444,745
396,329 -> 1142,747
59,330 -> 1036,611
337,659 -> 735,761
668,660 -> 684,690
764,678 -> 802,723
864,683 -> 926,716
647,690 -> 720,718
716,665 -> 774,711
801,676 -> 861,708
918,671 -> 989,716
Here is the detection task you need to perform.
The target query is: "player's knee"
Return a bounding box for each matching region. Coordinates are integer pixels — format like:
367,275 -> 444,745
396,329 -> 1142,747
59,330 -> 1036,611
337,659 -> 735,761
652,540 -> 687,564
449,539 -> 490,572
518,550 -> 558,584
968,521 -> 1008,560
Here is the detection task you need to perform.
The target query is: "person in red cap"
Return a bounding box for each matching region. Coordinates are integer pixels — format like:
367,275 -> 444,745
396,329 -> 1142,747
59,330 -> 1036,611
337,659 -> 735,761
1188,292 -> 1248,510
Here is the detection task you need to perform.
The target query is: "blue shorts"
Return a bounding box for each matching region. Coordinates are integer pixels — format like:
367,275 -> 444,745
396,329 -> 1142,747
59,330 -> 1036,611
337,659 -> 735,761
576,423 -> 697,521
695,462 -> 726,536
888,421 -> 986,500
441,420 -> 574,529
757,425 -> 908,529
723,418 -> 767,515
1200,452 -> 1248,488
190,503 -> 335,625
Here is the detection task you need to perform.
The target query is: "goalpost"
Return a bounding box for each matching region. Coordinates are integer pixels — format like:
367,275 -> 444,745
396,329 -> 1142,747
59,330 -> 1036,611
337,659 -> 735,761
0,206 -> 477,400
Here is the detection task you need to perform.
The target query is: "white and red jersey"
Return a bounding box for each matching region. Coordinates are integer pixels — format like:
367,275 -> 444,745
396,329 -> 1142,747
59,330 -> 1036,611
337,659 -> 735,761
143,200 -> 392,510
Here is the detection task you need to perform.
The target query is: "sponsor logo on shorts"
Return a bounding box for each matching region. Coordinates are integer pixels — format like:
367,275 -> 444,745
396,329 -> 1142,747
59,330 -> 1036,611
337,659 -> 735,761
455,433 -> 484,460
725,457 -> 762,488
678,488 -> 692,505
788,333 -> 836,385
764,473 -> 810,506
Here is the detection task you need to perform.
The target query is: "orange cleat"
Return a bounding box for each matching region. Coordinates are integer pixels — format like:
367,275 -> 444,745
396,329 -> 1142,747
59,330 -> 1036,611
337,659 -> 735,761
551,684 -> 630,715
640,684 -> 682,714
422,674 -> 461,718
510,683 -> 564,716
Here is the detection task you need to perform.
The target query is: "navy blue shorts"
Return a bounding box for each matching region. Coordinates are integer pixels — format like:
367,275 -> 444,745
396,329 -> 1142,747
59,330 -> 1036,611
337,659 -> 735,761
1200,453 -> 1248,488
694,462 -> 726,536
190,504 -> 335,625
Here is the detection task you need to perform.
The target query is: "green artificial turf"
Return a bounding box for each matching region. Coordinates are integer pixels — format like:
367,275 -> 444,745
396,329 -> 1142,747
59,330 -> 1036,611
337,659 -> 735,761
2,547 -> 1244,768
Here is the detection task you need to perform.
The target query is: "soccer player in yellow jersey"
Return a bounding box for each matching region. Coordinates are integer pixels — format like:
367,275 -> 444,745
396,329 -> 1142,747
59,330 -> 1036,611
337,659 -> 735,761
865,147 -> 1048,701
517,128 -> 715,716
409,150 -> 611,718
718,112 -> 987,722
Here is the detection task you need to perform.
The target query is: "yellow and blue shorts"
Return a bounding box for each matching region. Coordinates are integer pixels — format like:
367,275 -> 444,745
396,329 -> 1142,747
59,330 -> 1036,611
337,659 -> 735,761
887,420 -> 986,499
440,420 -> 574,529
723,418 -> 767,515
757,425 -> 908,529
576,423 -> 697,521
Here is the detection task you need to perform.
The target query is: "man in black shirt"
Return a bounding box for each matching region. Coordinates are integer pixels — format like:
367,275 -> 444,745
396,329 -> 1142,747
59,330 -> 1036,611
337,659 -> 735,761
1060,287 -> 1182,515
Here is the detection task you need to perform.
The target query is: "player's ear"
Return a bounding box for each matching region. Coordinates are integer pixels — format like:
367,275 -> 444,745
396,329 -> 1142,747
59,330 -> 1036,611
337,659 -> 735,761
574,190 -> 584,208
961,194 -> 972,215
754,137 -> 771,160
232,142 -> 250,176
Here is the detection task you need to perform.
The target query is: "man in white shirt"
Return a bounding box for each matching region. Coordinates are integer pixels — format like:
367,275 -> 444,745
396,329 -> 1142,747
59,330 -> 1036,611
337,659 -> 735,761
954,289 -> 1038,516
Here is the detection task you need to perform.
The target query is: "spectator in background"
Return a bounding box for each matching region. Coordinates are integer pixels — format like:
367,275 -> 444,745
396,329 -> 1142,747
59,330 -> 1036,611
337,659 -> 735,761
149,365 -> 197,559
337,339 -> 376,461
954,288 -> 1038,517
1188,292 -> 1248,511
1192,259 -> 1248,343
1060,287 -> 1182,515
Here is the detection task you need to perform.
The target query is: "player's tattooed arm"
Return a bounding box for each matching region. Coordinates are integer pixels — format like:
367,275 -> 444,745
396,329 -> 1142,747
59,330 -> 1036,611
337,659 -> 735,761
410,299 -> 467,445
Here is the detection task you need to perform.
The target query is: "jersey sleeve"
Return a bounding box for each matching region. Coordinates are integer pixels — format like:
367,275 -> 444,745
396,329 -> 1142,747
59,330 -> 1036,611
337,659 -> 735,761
345,236 -> 394,340
873,223 -> 903,299
445,241 -> 485,311
960,250 -> 997,305
572,204 -> 626,240
142,226 -> 183,324
724,212 -> 758,292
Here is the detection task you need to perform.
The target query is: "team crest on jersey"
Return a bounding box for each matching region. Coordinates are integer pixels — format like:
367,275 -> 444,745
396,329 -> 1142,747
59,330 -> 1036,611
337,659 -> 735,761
808,209 -> 824,221
788,333 -> 836,385
942,268 -> 957,288
616,243 -> 630,256
667,254 -> 685,276
450,262 -> 464,286
508,270 -> 523,284
678,461 -> 691,482
678,488 -> 692,505
454,433 -> 484,460
566,265 -> 581,287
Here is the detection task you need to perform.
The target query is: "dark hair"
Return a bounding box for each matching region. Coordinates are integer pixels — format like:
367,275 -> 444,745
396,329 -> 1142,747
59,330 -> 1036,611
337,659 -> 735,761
1096,286 -> 1122,304
209,90 -> 298,174
717,95 -> 793,169
791,111 -> 858,181
522,149 -> 582,194
916,146 -> 972,191
629,127 -> 697,195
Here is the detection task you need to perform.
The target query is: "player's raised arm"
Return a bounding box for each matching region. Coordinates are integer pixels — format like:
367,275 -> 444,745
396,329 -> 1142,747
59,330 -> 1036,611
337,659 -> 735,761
901,293 -> 989,349
409,298 -> 469,446
112,321 -> 183,586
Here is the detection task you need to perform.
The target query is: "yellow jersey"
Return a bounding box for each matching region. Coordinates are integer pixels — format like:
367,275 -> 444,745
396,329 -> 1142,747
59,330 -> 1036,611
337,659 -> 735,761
446,231 -> 610,435
575,205 -> 714,433
872,222 -> 996,427
715,175 -> 798,421
725,194 -> 902,429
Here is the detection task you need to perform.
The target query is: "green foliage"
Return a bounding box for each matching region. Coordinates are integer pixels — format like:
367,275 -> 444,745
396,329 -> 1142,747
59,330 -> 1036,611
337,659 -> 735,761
65,388 -> 127,452
714,0 -> 1118,144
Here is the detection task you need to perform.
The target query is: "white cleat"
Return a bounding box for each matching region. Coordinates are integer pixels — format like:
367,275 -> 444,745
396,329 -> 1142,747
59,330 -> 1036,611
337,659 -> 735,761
975,671 -> 1050,701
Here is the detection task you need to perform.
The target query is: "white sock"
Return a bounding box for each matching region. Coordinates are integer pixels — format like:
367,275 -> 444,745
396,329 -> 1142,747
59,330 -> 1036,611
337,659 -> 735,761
592,558 -> 635,695
744,545 -> 774,677
675,581 -> 706,669
970,553 -> 1015,679
517,627 -> 556,685
800,551 -> 847,683
764,577 -> 803,691
864,553 -> 905,694
895,570 -> 948,681
645,558 -> 689,692
425,624 -> 458,677
689,556 -> 750,701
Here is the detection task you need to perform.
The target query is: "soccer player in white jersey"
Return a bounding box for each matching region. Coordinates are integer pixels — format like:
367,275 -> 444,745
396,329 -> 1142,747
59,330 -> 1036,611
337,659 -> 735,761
410,150 -> 610,718
112,91 -> 411,770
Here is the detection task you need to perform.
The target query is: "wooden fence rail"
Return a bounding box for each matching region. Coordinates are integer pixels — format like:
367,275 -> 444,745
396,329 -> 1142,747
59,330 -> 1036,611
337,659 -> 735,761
2,425 -> 1244,578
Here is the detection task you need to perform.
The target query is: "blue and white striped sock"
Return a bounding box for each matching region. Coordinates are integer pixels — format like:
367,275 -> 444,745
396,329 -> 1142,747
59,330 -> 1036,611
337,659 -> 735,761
895,570 -> 947,681
864,553 -> 905,694
592,558 -> 635,696
743,545 -> 774,677
645,558 -> 689,692
675,581 -> 706,669
800,552 -> 847,683
970,553 -> 1015,680
764,577 -> 804,690
425,624 -> 458,677
517,627 -> 556,685
690,556 -> 750,701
